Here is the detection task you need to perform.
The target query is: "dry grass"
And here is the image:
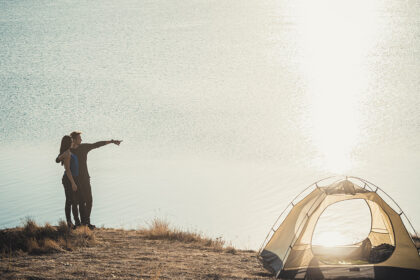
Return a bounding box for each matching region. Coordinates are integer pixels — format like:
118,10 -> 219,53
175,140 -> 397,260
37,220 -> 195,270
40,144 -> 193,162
72,225 -> 96,247
225,246 -> 237,254
0,227 -> 272,280
1,217 -> 238,257
138,218 -> 233,252
0,218 -> 95,255
28,238 -> 63,254
26,238 -> 40,253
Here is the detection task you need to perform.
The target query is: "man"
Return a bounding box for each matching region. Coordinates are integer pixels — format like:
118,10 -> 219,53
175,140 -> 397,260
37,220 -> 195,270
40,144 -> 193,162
70,131 -> 122,229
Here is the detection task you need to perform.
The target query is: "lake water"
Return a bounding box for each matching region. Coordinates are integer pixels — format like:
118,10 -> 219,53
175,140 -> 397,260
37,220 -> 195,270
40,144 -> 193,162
1,0 -> 419,249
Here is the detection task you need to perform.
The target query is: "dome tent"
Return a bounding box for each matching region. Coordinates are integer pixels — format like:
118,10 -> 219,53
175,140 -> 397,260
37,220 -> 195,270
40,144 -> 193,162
258,176 -> 420,279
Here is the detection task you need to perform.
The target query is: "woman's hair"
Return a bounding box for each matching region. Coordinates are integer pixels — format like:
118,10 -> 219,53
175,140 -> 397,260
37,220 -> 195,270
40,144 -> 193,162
57,135 -> 72,165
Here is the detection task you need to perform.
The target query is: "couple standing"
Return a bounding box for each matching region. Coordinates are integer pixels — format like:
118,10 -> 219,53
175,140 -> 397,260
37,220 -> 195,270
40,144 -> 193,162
56,131 -> 122,229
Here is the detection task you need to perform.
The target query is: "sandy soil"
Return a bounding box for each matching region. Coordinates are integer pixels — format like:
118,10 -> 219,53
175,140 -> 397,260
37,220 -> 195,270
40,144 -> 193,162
0,228 -> 273,280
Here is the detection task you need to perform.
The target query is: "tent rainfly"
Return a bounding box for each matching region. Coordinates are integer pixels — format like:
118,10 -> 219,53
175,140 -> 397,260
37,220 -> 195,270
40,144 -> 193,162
258,176 -> 420,280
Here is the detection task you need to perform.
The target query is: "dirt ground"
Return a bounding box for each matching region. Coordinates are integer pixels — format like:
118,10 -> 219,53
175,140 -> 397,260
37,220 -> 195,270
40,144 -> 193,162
0,228 -> 273,280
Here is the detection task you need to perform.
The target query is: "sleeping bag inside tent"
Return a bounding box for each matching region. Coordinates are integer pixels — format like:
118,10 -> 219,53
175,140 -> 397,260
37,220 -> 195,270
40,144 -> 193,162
258,177 -> 420,279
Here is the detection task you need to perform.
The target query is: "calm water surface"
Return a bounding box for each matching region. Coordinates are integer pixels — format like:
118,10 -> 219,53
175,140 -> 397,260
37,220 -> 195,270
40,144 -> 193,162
1,0 -> 419,249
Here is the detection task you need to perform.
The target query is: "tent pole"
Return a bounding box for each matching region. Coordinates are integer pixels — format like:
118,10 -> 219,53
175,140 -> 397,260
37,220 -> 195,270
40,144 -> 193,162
257,182 -> 318,254
258,175 -> 342,254
349,176 -> 419,239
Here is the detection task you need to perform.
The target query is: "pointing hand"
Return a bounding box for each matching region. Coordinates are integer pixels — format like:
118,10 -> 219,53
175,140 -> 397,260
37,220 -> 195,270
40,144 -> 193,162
111,140 -> 122,146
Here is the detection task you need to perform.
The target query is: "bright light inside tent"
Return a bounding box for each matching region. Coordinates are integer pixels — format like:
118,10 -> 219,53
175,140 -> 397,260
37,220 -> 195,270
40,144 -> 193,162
312,199 -> 371,247
294,0 -> 379,173
313,231 -> 350,247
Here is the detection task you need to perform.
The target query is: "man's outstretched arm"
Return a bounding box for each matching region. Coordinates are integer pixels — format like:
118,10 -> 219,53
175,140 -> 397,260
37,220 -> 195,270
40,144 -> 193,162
83,139 -> 122,153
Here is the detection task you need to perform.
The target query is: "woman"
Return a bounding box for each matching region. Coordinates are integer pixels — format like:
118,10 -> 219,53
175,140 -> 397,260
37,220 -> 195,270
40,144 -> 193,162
56,135 -> 81,229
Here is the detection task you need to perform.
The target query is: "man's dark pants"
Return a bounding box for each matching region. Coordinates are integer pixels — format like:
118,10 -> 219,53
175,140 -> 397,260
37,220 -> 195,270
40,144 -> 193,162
79,177 -> 93,225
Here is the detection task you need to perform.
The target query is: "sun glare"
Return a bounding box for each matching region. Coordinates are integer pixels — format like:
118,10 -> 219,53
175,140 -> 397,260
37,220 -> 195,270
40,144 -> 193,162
294,0 -> 379,173
312,199 -> 372,247
313,231 -> 349,247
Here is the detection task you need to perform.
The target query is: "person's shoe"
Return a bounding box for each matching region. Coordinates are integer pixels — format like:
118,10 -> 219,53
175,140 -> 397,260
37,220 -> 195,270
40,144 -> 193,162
87,224 -> 96,230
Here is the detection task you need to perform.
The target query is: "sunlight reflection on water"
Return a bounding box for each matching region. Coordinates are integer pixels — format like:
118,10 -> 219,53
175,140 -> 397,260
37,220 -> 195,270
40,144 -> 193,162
294,0 -> 381,174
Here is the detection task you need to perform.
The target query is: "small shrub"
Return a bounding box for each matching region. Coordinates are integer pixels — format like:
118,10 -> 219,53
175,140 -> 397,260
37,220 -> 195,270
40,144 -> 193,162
72,226 -> 95,247
39,223 -> 58,240
57,237 -> 68,248
225,246 -> 237,254
149,219 -> 171,237
27,238 -> 40,253
23,218 -> 38,237
0,220 -> 95,255
139,218 -> 230,251
42,238 -> 63,253
57,219 -> 70,235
